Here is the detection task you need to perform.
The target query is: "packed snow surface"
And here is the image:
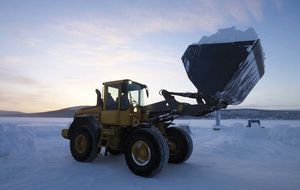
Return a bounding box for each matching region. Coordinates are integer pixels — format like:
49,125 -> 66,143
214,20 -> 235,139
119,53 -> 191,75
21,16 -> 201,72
1,117 -> 300,190
198,27 -> 258,44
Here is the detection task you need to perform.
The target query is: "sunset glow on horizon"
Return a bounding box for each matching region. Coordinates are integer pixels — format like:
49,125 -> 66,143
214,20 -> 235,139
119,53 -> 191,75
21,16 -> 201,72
0,0 -> 299,112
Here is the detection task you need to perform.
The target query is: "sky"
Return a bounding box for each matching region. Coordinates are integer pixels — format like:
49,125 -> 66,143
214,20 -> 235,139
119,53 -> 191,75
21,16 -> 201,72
0,0 -> 300,112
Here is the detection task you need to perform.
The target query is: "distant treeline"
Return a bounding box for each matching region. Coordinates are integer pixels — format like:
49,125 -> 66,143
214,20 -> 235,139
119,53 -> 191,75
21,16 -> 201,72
1,107 -> 300,120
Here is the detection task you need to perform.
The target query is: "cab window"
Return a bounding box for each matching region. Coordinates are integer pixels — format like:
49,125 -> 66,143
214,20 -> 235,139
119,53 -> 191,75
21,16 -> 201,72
106,86 -> 119,110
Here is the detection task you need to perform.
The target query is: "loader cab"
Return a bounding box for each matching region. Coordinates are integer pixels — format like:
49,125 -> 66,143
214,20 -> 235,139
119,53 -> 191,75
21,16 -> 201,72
101,79 -> 148,126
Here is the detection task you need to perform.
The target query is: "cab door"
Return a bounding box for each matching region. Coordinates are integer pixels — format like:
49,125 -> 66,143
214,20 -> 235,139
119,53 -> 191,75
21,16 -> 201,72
101,85 -> 120,125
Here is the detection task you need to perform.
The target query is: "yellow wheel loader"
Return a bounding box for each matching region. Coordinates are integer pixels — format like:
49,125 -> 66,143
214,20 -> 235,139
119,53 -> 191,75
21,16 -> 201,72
61,39 -> 264,177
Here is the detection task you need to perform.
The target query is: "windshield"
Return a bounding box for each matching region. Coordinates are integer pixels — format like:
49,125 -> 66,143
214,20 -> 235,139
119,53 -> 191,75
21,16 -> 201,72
128,88 -> 144,106
121,82 -> 146,109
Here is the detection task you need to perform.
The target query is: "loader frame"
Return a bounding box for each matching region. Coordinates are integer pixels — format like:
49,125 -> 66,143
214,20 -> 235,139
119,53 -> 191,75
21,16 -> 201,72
62,79 -> 227,177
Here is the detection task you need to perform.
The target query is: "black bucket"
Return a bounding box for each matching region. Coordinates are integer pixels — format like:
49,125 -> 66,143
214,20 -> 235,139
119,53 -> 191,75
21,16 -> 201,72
182,39 -> 264,105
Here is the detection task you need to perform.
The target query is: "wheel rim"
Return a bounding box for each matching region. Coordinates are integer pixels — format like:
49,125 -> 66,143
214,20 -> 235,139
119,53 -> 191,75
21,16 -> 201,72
131,140 -> 151,166
168,138 -> 179,156
74,134 -> 88,154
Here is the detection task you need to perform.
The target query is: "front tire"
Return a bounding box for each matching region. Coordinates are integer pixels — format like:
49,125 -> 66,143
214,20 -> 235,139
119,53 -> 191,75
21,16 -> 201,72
166,127 -> 193,163
124,127 -> 169,177
70,125 -> 99,162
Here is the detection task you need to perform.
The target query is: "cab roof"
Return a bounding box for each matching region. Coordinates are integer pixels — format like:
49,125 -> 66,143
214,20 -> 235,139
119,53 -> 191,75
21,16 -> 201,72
103,79 -> 147,88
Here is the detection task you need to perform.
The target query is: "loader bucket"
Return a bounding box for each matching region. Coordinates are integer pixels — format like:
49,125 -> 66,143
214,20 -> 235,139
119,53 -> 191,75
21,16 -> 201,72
182,39 -> 264,105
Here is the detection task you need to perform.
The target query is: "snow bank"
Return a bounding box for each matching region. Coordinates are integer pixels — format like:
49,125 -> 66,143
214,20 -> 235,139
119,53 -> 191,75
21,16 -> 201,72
0,123 -> 36,158
198,27 -> 258,44
223,123 -> 300,146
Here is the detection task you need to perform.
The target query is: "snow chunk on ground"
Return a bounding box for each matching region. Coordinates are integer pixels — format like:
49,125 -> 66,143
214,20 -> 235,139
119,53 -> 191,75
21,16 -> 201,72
198,27 -> 258,44
0,123 -> 36,158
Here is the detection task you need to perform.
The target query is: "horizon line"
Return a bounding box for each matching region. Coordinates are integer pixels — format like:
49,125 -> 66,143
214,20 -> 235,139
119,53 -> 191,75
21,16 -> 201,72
1,106 -> 300,114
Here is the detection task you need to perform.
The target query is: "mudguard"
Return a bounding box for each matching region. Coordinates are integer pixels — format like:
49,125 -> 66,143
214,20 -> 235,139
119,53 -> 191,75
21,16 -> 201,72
67,116 -> 101,139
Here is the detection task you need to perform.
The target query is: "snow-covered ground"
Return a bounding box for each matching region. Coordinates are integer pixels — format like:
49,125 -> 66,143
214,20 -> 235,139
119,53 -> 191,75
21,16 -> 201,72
0,117 -> 299,190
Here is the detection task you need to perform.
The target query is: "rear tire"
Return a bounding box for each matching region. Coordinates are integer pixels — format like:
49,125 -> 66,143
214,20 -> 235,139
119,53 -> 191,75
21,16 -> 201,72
70,125 -> 99,162
124,127 -> 169,177
166,127 -> 193,163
